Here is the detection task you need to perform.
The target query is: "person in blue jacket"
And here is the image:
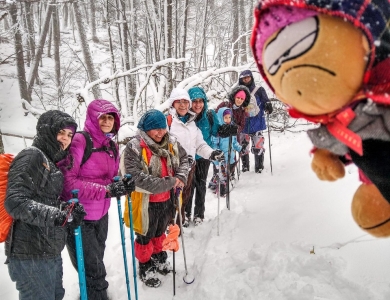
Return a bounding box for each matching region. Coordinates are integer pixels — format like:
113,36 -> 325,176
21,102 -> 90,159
239,70 -> 273,173
185,86 -> 220,226
210,107 -> 244,196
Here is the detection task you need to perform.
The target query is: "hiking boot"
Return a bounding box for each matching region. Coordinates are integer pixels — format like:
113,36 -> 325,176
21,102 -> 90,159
193,217 -> 203,226
151,251 -> 172,275
139,260 -> 161,288
242,166 -> 249,172
183,214 -> 191,227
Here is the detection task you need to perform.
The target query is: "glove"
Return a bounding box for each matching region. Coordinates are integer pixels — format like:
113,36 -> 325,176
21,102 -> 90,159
218,124 -> 238,138
265,102 -> 273,114
69,203 -> 87,228
210,149 -> 225,161
123,177 -> 136,194
240,144 -> 247,155
106,181 -> 127,198
54,210 -> 68,227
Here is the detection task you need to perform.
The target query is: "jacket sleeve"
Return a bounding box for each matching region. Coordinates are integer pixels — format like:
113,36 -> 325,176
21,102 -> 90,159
195,127 -> 214,159
232,136 -> 242,152
122,139 -> 177,194
211,135 -> 219,149
61,133 -> 107,202
5,150 -> 60,227
256,87 -> 269,110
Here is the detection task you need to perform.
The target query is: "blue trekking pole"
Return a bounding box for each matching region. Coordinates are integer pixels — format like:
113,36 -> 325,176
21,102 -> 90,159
113,176 -> 132,300
69,189 -> 88,300
123,174 -> 139,300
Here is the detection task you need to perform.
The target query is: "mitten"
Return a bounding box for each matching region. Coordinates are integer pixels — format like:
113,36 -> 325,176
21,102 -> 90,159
218,124 -> 238,138
351,183 -> 390,237
162,224 -> 180,252
265,101 -> 273,114
70,203 -> 87,228
210,150 -> 225,161
106,181 -> 127,198
311,148 -> 345,181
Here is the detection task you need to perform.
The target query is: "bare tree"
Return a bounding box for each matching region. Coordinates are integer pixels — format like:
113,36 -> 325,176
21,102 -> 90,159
89,0 -> 99,42
52,0 -> 61,100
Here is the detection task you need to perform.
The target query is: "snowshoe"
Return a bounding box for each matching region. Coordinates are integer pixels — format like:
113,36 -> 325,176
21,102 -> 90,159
139,260 -> 161,288
183,214 -> 191,228
151,251 -> 172,275
193,216 -> 203,226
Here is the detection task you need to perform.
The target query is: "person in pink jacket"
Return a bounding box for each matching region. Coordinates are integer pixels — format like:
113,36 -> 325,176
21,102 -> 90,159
59,99 -> 132,300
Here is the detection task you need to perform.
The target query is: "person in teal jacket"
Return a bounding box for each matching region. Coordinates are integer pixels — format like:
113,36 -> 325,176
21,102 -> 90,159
185,86 -> 220,226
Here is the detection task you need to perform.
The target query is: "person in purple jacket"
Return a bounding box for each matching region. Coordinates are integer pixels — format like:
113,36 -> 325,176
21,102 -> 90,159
60,99 -> 133,300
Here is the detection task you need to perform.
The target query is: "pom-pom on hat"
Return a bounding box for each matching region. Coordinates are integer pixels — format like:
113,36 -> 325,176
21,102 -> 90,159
235,90 -> 246,99
137,109 -> 167,131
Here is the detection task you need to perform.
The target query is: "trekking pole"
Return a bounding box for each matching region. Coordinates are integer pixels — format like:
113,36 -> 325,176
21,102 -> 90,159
69,189 -> 88,300
266,113 -> 273,175
216,162 -> 224,236
226,136 -> 232,210
113,176 -> 131,300
174,187 -> 195,284
123,174 -> 139,300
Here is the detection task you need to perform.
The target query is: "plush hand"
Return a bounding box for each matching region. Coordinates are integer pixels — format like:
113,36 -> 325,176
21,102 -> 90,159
69,203 -> 87,228
352,183 -> 390,237
265,102 -> 273,114
311,148 -> 345,181
210,149 -> 225,161
106,181 -> 127,198
218,124 -> 238,138
162,224 -> 180,252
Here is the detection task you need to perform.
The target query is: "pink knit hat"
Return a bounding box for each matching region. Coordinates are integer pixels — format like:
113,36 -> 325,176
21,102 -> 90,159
235,90 -> 246,99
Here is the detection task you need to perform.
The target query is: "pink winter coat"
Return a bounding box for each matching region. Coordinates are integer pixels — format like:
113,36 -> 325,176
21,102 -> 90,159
59,100 -> 120,221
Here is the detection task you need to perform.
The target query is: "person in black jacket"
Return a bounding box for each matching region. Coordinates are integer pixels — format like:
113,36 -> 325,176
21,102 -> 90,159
4,110 -> 86,300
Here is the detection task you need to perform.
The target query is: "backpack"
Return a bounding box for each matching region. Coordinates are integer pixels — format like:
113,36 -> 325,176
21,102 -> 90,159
77,131 -> 118,166
0,147 -> 50,243
244,86 -> 261,117
166,110 -> 214,128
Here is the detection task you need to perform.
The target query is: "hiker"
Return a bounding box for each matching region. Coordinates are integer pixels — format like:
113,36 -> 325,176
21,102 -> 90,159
185,86 -> 220,226
239,70 -> 273,173
167,88 -> 224,227
60,99 -> 134,300
120,109 -> 189,287
4,110 -> 84,300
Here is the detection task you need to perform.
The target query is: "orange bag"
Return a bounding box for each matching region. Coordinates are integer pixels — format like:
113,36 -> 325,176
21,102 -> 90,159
0,154 -> 14,242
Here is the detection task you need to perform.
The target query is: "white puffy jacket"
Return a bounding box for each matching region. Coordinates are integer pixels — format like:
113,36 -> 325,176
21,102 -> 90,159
168,107 -> 214,160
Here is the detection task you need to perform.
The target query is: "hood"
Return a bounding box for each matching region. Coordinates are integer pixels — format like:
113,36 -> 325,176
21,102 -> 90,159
84,99 -> 120,142
168,88 -> 191,107
238,70 -> 255,90
188,86 -> 209,119
33,110 -> 78,163
216,107 -> 232,125
251,0 -> 390,104
228,85 -> 251,108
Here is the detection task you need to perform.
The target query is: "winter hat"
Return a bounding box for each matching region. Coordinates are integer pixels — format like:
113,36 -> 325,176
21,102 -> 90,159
235,90 -> 246,99
64,125 -> 76,134
137,109 -> 167,131
239,70 -> 253,79
168,88 -> 191,106
223,109 -> 232,117
254,6 -> 317,68
188,86 -> 207,102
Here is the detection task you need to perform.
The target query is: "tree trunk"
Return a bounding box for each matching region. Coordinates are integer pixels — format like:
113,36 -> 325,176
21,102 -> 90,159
47,18 -> 52,58
25,2 -> 36,63
27,2 -> 53,98
89,0 -> 99,42
197,0 -> 208,72
239,1 -> 247,64
53,1 -> 61,100
165,0 -> 173,94
231,0 -> 239,82
9,2 -> 31,104
73,1 -> 102,99
62,3 -> 69,31
181,0 -> 189,80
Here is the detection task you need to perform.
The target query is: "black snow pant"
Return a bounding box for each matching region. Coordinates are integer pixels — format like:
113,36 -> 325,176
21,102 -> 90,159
186,158 -> 210,219
66,213 -> 109,300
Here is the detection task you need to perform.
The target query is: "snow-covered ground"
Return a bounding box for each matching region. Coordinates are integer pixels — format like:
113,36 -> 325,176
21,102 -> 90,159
1,94 -> 390,299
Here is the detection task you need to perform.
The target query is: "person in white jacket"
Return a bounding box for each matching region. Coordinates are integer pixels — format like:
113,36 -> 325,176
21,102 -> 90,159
167,88 -> 224,227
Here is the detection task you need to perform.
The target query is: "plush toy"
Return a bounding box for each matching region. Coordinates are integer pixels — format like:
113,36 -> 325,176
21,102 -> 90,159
251,0 -> 390,237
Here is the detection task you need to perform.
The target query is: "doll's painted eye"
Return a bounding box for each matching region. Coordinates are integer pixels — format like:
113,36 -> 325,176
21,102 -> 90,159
264,16 -> 319,75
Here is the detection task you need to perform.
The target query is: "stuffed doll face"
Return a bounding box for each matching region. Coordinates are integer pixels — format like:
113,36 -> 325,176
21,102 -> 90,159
262,14 -> 370,115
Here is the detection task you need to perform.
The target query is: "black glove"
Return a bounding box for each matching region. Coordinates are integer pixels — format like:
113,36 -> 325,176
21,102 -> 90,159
218,124 -> 238,138
123,177 -> 135,194
265,102 -> 273,114
54,210 -> 68,227
240,144 -> 247,155
70,203 -> 86,228
106,181 -> 127,198
210,149 -> 225,161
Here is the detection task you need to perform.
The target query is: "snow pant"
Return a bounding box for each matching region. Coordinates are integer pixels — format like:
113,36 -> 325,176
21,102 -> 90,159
179,164 -> 196,224
7,255 -> 65,300
135,200 -> 174,263
186,158 -> 210,219
240,131 -> 265,172
66,213 -> 109,300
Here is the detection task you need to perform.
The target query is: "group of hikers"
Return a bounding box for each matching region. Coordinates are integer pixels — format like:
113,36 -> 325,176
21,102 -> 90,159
3,69 -> 273,298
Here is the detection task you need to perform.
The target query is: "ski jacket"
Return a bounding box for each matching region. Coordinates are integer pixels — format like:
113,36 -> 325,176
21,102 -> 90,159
120,131 -> 188,234
239,70 -> 270,134
5,110 -> 77,259
168,107 -> 214,160
211,107 -> 242,164
59,100 -> 120,221
190,87 -> 220,160
216,85 -> 250,136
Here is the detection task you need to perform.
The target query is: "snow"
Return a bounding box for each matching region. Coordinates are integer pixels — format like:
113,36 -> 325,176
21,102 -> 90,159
1,103 -> 390,299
